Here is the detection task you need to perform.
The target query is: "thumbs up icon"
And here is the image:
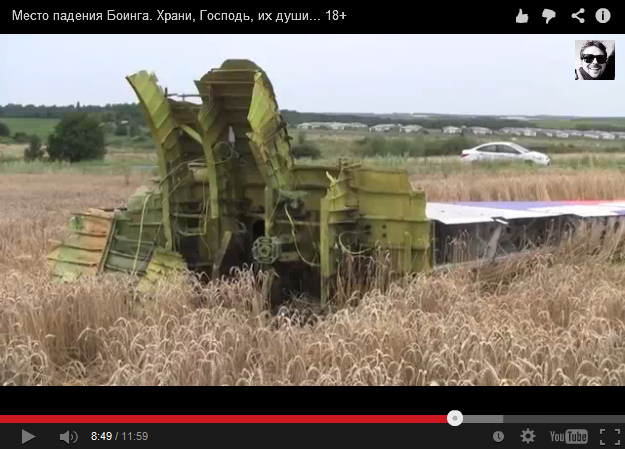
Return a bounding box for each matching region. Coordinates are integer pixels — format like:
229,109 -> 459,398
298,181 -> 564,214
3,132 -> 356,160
516,9 -> 529,23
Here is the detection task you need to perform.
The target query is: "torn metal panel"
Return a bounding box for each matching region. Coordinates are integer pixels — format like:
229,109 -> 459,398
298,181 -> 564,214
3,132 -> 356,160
426,202 -> 562,225
137,248 -> 188,293
427,200 -> 625,225
47,209 -> 115,281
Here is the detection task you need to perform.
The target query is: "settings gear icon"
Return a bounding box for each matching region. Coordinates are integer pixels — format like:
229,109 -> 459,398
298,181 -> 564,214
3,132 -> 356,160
521,428 -> 535,444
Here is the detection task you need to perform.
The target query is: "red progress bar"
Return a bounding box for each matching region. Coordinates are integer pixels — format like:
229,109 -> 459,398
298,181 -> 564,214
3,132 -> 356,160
0,415 -> 447,424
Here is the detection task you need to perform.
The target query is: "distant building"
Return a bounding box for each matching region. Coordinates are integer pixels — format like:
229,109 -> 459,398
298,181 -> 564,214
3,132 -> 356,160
600,132 -> 616,140
542,130 -> 555,137
554,131 -> 569,138
347,123 -> 368,130
328,122 -> 346,131
583,132 -> 600,139
297,121 -> 368,131
297,122 -> 323,130
522,129 -> 537,137
468,126 -> 492,135
502,116 -> 530,121
568,130 -> 583,137
501,127 -> 526,136
443,126 -> 461,134
400,125 -> 423,133
369,124 -> 399,133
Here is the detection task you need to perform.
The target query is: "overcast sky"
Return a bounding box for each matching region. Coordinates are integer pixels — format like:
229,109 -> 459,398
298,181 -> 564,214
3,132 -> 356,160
0,34 -> 622,117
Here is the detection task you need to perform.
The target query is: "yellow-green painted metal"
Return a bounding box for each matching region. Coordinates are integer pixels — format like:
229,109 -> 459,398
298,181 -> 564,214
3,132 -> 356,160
319,162 -> 432,307
125,71 -> 178,251
48,59 -> 433,312
138,247 -> 188,293
47,209 -> 115,281
247,70 -> 296,192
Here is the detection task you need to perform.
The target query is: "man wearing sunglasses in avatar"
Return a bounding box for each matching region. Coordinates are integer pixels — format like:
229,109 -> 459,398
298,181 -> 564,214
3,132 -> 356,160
575,40 -> 612,80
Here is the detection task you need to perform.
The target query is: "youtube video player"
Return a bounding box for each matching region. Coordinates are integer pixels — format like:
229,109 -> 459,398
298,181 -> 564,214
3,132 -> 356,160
0,4 -> 622,447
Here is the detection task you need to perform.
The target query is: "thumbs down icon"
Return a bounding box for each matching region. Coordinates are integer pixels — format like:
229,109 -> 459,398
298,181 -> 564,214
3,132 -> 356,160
516,9 -> 529,23
542,9 -> 556,23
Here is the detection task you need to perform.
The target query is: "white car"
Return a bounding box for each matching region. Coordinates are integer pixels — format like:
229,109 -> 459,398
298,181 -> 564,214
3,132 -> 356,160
460,142 -> 551,165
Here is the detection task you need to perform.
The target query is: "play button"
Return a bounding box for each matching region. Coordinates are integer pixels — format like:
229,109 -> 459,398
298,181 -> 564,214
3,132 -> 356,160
22,429 -> 36,445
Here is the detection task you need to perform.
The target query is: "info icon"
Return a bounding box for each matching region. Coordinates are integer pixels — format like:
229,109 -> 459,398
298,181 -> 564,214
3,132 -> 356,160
595,8 -> 610,23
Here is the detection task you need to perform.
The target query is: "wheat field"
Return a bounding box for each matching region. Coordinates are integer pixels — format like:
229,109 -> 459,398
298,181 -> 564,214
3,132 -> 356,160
1,169 -> 625,386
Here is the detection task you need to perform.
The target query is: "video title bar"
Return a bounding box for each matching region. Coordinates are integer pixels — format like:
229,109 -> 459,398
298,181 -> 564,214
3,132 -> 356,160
2,6 -> 621,32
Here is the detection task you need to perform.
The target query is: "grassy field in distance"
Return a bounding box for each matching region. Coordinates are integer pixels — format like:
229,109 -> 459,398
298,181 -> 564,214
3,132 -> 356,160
529,118 -> 625,130
0,117 -> 60,139
290,128 -> 625,160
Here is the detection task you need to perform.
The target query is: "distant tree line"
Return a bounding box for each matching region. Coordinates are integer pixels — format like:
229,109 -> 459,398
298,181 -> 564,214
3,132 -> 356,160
570,123 -> 625,132
1,103 -> 538,130
3,103 -> 625,132
0,103 -> 146,126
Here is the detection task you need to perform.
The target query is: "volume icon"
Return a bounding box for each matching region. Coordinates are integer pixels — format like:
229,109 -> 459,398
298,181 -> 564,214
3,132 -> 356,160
60,431 -> 78,444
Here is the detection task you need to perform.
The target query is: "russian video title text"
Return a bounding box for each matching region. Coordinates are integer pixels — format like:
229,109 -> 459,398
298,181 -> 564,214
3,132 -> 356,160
11,10 -> 347,23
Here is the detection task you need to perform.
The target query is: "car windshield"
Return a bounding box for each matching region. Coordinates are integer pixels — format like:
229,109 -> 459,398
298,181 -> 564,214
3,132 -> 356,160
509,143 -> 530,154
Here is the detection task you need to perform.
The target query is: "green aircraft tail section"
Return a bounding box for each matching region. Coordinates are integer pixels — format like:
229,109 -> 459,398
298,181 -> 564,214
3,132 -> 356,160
47,59 -> 433,313
125,71 -> 178,250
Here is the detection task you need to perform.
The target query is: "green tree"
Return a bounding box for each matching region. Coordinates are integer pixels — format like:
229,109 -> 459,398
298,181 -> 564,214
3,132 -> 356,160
115,123 -> 129,136
129,122 -> 140,137
0,122 -> 10,137
47,112 -> 107,162
23,135 -> 44,161
101,111 -> 114,123
291,132 -> 321,159
13,132 -> 29,143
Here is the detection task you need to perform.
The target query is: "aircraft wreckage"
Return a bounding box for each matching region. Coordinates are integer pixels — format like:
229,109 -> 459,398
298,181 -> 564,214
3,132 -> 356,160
47,59 -> 625,311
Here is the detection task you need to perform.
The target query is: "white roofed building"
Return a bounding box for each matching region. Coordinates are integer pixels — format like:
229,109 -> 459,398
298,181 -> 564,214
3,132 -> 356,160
468,127 -> 492,135
369,124 -> 399,132
400,125 -> 423,133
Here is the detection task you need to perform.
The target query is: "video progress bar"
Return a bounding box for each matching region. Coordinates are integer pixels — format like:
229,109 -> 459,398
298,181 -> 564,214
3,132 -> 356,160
464,415 -> 625,424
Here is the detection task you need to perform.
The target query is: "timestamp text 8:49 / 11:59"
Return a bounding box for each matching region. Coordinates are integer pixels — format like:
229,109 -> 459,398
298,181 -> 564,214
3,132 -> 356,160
91,432 -> 149,441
